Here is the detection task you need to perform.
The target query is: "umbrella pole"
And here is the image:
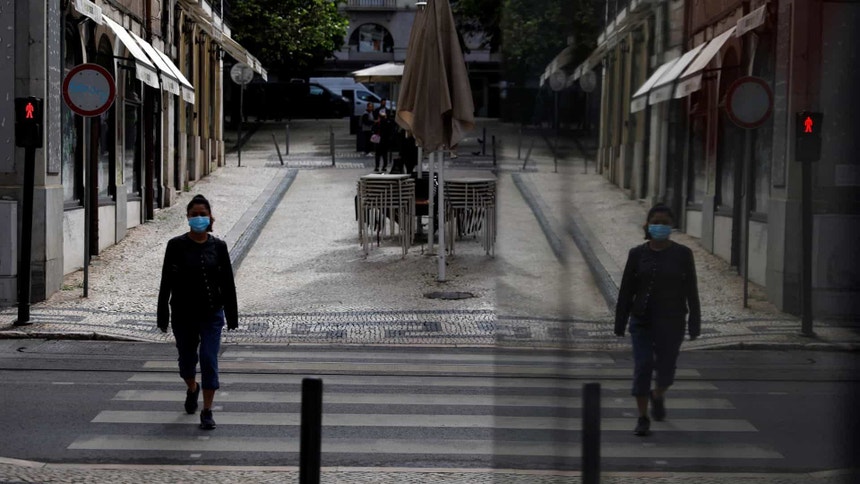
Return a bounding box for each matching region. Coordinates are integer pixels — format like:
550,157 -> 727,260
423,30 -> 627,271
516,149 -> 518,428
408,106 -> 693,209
428,149 -> 435,254
417,146 -> 423,179
437,151 -> 446,282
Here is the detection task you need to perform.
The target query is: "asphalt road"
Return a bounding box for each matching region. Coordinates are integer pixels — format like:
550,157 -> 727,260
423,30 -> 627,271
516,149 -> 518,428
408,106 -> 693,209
0,340 -> 858,474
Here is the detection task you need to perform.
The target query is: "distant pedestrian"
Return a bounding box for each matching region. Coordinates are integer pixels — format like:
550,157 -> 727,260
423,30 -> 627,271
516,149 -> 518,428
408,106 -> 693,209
157,194 -> 238,430
360,102 -> 376,156
614,203 -> 700,436
374,98 -> 388,118
373,108 -> 395,172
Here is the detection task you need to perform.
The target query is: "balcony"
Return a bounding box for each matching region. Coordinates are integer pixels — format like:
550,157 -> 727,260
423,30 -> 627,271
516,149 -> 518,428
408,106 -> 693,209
345,0 -> 398,10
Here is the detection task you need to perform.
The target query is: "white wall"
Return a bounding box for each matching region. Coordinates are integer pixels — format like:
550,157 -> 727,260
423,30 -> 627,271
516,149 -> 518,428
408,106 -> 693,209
685,210 -> 703,238
127,200 -> 142,230
713,215 -> 733,263
98,205 -> 116,252
748,220 -> 768,286
62,208 -> 85,275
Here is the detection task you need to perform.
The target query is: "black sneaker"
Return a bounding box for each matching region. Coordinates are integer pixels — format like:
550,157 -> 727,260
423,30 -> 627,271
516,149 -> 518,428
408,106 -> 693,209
650,391 -> 666,421
184,383 -> 200,415
634,416 -> 651,436
200,409 -> 216,430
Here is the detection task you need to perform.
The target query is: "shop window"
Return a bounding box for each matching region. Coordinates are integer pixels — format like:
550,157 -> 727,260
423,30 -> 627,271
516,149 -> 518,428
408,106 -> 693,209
349,24 -> 394,53
124,71 -> 142,197
716,48 -> 743,212
690,116 -> 707,204
61,20 -> 83,206
96,35 -> 116,201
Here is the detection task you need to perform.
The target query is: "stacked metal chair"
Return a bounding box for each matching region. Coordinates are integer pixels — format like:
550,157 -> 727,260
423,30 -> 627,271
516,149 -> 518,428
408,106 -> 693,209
357,174 -> 416,257
443,177 -> 497,256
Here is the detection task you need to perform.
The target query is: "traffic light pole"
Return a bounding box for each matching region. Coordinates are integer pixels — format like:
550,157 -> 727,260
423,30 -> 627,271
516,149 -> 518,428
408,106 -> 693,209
800,157 -> 814,336
14,145 -> 36,326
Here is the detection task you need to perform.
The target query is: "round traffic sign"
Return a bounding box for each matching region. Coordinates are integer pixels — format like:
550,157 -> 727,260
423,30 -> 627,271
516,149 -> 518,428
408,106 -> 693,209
726,76 -> 773,129
230,63 -> 255,85
62,63 -> 116,117
580,70 -> 597,93
549,70 -> 567,92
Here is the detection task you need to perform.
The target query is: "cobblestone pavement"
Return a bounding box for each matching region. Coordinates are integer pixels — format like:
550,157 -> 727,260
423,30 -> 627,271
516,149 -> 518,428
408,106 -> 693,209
0,119 -> 857,350
1,460 -> 855,484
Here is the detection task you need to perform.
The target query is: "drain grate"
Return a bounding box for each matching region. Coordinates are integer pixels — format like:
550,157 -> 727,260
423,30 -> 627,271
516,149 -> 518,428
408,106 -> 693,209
424,291 -> 476,300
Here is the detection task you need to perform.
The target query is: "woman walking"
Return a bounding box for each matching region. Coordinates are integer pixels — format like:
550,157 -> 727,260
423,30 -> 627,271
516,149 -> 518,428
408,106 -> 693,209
614,204 -> 701,436
157,194 -> 238,430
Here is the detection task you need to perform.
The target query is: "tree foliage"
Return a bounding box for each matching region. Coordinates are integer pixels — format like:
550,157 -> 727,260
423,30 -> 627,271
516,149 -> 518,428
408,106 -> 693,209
229,0 -> 349,70
453,0 -> 600,83
452,0 -> 502,53
500,0 -> 599,83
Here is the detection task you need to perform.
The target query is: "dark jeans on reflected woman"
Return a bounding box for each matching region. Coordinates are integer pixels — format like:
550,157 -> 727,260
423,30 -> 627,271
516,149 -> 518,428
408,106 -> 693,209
172,309 -> 225,390
629,315 -> 685,397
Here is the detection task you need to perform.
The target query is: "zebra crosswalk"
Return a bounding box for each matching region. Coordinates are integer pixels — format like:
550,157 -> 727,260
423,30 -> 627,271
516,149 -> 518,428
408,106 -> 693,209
66,348 -> 785,469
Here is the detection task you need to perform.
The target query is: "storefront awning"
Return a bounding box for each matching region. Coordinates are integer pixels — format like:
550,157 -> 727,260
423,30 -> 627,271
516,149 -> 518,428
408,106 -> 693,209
102,16 -> 160,90
220,35 -> 268,81
73,0 -> 102,24
152,48 -> 196,104
736,5 -> 768,37
675,27 -> 737,98
630,57 -> 679,113
648,43 -> 705,106
540,45 -> 576,87
128,31 -> 182,97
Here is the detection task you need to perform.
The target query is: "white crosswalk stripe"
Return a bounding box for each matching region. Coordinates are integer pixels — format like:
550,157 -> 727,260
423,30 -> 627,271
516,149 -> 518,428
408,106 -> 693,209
67,349 -> 784,466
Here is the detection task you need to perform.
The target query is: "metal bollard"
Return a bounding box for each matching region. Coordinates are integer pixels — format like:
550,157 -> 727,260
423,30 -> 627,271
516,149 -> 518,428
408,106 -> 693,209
329,126 -> 335,167
517,126 -> 523,160
272,133 -> 284,166
285,123 -> 290,156
582,383 -> 601,484
522,138 -> 535,171
492,135 -> 496,166
482,127 -> 487,155
299,378 -> 323,484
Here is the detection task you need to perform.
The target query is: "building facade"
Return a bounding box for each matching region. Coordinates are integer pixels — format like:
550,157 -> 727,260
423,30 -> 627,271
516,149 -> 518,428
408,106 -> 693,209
0,0 -> 264,305
544,0 -> 859,319
323,0 -> 501,117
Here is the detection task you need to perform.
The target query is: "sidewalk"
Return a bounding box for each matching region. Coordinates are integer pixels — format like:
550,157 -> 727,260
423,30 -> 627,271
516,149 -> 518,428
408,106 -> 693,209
0,119 -> 857,350
0,458 -> 855,484
487,121 -> 860,351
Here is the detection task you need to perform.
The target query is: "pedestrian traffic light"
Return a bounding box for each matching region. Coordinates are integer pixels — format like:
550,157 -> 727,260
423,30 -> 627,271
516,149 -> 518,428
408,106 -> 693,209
15,97 -> 43,148
795,111 -> 822,162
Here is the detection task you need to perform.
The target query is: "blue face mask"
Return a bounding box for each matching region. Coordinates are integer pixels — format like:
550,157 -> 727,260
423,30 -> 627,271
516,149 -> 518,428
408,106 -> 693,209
188,216 -> 210,233
648,224 -> 672,241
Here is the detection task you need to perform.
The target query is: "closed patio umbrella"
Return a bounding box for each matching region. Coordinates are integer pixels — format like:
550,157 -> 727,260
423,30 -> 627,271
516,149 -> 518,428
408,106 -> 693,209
396,0 -> 475,281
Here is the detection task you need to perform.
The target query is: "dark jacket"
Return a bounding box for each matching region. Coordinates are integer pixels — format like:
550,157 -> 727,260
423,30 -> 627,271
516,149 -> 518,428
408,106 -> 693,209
360,111 -> 375,131
614,242 -> 701,337
157,234 -> 238,331
372,116 -> 396,149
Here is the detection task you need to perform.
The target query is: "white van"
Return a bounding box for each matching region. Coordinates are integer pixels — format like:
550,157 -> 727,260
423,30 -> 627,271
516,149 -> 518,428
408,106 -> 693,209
310,77 -> 389,117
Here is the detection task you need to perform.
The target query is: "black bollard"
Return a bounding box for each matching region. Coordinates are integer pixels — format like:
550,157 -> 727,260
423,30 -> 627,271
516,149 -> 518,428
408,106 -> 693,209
492,135 -> 497,166
300,378 -> 323,484
272,133 -> 284,166
582,383 -> 600,484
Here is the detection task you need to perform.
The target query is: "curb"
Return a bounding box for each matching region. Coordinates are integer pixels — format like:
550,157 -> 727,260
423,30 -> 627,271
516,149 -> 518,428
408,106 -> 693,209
511,172 -> 618,311
228,169 -> 298,271
0,456 -> 856,480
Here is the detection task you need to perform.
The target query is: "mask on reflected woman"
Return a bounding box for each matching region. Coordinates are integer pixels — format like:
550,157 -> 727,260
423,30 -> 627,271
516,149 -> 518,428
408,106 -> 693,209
648,224 -> 672,241
188,216 -> 210,233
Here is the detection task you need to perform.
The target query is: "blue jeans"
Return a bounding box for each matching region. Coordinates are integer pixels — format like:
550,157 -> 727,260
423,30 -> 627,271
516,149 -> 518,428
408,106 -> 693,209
172,309 -> 225,390
629,316 -> 685,396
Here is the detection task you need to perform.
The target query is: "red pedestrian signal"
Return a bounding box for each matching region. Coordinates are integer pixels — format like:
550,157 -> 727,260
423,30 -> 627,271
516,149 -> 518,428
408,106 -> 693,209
15,97 -> 43,148
795,111 -> 823,162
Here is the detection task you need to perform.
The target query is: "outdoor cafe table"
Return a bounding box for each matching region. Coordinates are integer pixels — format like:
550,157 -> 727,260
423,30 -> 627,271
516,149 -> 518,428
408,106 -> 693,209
357,173 -> 416,257
443,177 -> 497,256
